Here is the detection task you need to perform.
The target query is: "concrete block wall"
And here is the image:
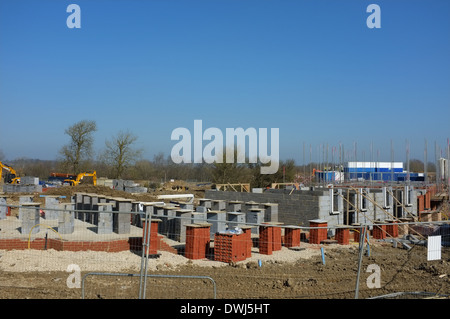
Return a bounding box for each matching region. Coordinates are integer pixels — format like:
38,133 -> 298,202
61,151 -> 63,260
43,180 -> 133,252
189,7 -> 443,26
372,191 -> 387,221
20,203 -> 40,235
192,212 -> 207,223
58,203 -> 75,234
162,206 -> 177,237
0,196 -> 7,220
113,179 -> 147,193
88,194 -> 100,225
205,189 -> 329,226
409,188 -> 418,219
227,201 -> 242,212
263,203 -> 278,222
199,199 -> 212,208
44,196 -> 61,220
174,209 -> 192,242
72,193 -> 133,235
246,209 -> 265,234
227,212 -> 246,228
207,211 -> 227,238
97,203 -> 114,234
114,199 -> 132,234
205,187 -> 421,229
3,184 -> 42,193
125,186 -> 148,193
20,176 -> 39,185
211,200 -> 226,211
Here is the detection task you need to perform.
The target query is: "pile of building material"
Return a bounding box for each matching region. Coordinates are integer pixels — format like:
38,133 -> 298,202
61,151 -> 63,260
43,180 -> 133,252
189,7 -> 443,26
112,179 -> 148,193
2,176 -> 42,193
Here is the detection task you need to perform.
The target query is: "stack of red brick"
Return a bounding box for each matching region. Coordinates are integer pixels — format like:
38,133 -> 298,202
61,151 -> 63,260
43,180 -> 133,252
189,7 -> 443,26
213,228 -> 252,263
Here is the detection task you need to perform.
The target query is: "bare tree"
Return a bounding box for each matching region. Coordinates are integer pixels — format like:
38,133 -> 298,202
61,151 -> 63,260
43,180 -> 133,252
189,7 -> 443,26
59,120 -> 97,174
102,130 -> 142,179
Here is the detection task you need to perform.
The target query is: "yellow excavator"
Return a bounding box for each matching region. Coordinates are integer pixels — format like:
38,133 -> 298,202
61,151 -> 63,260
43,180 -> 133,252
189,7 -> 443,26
0,161 -> 20,184
63,171 -> 97,186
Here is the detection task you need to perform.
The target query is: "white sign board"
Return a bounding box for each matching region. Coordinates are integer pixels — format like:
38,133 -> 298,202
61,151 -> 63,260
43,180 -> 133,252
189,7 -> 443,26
427,236 -> 441,261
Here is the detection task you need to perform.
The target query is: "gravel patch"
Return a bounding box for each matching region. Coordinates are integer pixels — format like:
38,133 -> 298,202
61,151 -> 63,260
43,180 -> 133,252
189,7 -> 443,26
0,244 -> 330,273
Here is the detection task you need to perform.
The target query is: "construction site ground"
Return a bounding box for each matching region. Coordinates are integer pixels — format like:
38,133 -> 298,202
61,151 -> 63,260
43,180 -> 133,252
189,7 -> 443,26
0,185 -> 449,299
0,243 -> 449,299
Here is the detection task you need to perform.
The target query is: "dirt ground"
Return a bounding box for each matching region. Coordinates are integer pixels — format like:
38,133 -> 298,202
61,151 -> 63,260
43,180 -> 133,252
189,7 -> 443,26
0,243 -> 448,300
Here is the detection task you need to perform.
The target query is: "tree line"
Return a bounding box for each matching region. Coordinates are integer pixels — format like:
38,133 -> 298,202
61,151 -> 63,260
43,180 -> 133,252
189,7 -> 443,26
1,120 -> 299,187
1,120 -> 438,188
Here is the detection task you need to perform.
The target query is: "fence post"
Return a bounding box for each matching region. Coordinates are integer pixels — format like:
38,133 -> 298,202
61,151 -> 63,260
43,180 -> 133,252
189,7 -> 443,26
139,209 -> 151,299
354,225 -> 367,299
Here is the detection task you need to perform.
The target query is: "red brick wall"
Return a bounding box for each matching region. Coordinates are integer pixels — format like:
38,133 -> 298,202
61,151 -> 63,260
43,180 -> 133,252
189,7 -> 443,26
0,237 -> 137,252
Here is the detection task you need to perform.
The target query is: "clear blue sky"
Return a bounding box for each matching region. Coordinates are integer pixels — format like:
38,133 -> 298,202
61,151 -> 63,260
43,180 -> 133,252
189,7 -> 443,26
1,0 -> 449,165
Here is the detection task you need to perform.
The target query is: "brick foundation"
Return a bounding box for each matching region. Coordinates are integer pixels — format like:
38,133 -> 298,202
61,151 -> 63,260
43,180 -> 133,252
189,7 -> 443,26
425,192 -> 431,210
352,224 -> 368,243
263,222 -> 283,251
241,226 -> 253,258
335,227 -> 350,245
417,195 -> 425,212
142,219 -> 161,255
284,227 -> 301,248
0,237 -> 140,252
309,220 -> 327,244
385,220 -> 398,238
259,225 -> 273,255
372,222 -> 386,239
